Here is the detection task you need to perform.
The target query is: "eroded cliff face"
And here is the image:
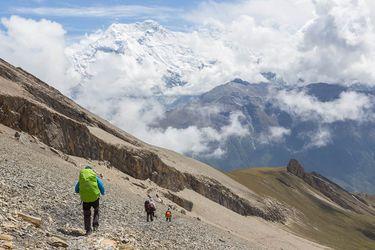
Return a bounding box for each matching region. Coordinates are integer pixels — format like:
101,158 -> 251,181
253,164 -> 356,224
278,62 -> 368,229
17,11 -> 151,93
0,58 -> 288,222
287,159 -> 375,216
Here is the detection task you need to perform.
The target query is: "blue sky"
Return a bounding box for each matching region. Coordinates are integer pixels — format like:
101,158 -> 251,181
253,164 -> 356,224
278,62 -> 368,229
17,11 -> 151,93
0,0 -> 226,36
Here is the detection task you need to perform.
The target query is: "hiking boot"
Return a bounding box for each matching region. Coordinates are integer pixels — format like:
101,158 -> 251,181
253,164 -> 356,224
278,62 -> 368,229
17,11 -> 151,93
93,226 -> 98,232
85,230 -> 92,236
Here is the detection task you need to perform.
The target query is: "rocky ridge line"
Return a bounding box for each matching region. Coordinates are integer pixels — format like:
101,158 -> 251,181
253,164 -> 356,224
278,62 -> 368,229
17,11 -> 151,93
287,159 -> 375,215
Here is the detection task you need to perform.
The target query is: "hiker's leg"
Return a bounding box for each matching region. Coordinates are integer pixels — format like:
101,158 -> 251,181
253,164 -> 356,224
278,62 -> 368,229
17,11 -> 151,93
151,212 -> 154,221
83,203 -> 92,233
147,213 -> 150,222
93,199 -> 100,229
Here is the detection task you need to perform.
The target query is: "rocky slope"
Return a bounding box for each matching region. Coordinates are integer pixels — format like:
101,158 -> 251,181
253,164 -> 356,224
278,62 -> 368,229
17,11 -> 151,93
0,58 -> 327,249
0,125 -> 252,249
0,126 -> 329,249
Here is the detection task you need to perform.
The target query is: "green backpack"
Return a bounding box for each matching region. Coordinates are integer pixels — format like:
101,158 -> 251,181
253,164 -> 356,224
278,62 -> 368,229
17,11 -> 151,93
79,168 -> 100,203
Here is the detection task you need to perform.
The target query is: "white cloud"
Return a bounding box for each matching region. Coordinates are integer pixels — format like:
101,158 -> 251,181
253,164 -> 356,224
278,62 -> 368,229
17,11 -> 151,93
290,0 -> 375,84
305,126 -> 332,148
259,126 -> 291,144
0,15 -> 75,93
275,90 -> 372,123
270,126 -> 291,142
186,0 -> 314,32
220,0 -> 374,85
131,110 -> 250,156
186,0 -> 375,85
182,15 -> 297,90
112,105 -> 250,156
221,112 -> 250,138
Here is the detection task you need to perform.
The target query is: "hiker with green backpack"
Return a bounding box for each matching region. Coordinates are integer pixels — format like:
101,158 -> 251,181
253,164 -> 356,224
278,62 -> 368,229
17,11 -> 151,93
75,166 -> 105,235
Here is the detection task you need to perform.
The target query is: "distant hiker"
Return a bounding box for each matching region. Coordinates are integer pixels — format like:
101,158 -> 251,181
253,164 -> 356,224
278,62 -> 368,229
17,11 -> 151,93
165,208 -> 172,222
75,166 -> 105,235
144,195 -> 156,222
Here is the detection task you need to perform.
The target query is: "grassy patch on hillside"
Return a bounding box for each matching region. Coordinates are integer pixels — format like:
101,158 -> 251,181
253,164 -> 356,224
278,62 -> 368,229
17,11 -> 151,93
228,168 -> 375,250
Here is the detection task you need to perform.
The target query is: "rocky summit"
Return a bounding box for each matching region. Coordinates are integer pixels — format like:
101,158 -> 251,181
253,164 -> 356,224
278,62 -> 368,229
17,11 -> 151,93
0,58 -> 373,249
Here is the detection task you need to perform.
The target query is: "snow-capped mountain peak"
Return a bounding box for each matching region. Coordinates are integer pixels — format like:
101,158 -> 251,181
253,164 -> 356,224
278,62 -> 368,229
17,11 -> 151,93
66,20 -> 212,92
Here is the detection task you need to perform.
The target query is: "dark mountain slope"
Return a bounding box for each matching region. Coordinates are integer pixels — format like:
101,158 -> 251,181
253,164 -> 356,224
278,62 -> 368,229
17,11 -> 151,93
156,79 -> 375,193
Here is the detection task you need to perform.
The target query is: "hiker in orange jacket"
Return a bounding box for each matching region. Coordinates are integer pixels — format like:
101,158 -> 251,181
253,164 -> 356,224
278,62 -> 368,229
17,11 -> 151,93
165,208 -> 172,222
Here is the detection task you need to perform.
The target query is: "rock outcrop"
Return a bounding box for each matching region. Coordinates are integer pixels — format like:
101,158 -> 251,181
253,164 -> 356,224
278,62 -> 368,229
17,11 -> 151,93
286,159 -> 305,178
287,159 -> 375,215
0,58 -> 288,222
164,192 -> 194,212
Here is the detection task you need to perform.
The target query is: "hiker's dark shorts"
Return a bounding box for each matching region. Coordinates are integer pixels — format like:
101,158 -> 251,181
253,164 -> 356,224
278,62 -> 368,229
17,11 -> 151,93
83,198 -> 99,210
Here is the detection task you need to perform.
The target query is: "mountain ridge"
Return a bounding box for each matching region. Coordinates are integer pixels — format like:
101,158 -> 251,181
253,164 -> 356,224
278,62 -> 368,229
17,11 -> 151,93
0,57 -> 335,249
229,161 -> 375,250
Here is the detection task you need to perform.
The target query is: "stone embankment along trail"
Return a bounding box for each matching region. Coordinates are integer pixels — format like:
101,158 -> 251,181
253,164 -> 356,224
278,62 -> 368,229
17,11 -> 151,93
0,58 -> 288,222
